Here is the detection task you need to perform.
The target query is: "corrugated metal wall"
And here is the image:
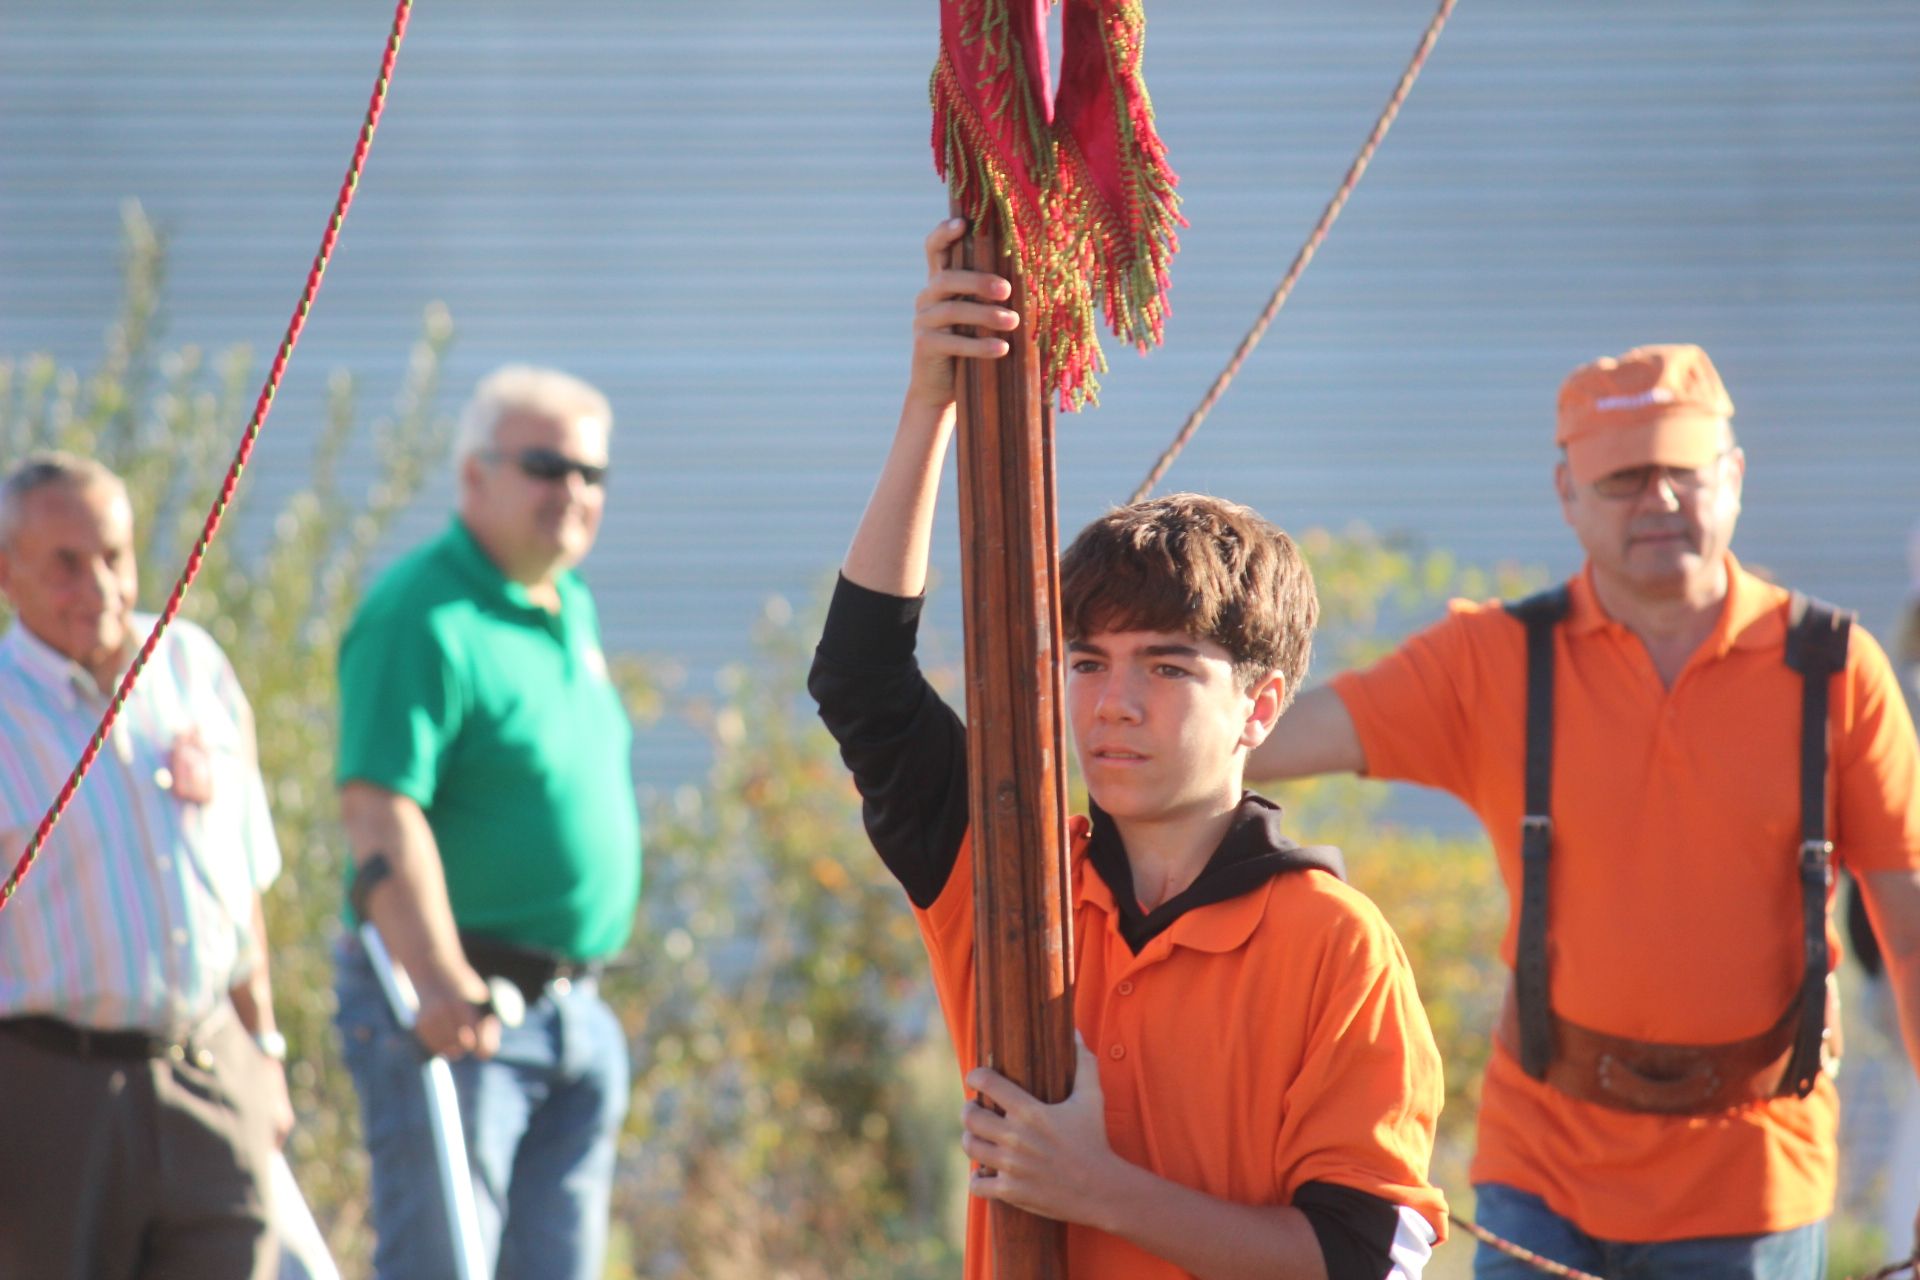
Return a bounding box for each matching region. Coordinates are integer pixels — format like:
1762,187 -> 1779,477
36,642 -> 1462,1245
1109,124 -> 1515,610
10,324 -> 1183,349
3,1 -> 1916,786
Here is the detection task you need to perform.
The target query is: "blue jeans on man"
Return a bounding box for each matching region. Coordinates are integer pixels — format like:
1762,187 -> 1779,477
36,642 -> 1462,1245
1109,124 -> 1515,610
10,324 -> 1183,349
334,935 -> 630,1280
1472,1182 -> 1827,1280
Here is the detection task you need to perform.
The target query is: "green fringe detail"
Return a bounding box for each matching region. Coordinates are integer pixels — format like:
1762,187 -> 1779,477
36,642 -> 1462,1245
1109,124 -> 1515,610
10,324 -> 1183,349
933,0 -> 1179,412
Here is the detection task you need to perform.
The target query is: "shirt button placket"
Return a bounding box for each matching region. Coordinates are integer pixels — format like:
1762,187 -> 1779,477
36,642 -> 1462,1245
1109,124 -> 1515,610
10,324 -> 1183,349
1107,972 -> 1141,1063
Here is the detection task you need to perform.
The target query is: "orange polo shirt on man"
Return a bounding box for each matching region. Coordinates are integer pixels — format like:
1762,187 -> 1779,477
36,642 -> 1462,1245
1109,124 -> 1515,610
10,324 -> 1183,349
917,819 -> 1448,1280
1331,554 -> 1920,1242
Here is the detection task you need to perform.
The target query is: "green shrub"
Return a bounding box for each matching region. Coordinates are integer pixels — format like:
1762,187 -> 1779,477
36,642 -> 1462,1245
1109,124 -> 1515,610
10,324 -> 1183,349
608,596 -> 966,1278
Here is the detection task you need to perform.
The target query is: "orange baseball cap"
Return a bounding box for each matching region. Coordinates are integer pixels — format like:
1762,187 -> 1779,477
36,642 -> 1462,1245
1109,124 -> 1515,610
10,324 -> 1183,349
1555,344 -> 1734,484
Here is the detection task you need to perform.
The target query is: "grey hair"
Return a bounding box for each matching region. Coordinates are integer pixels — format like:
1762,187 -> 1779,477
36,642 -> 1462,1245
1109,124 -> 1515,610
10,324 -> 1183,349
451,365 -> 614,468
0,452 -> 126,548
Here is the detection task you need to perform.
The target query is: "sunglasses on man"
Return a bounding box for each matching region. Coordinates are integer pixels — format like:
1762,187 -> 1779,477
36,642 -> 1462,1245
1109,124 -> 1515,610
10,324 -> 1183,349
485,447 -> 609,487
1588,450 -> 1731,501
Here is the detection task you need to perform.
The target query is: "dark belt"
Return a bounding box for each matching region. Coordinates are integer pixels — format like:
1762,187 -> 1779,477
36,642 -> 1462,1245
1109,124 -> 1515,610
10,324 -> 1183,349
459,933 -> 601,1006
0,1015 -> 214,1067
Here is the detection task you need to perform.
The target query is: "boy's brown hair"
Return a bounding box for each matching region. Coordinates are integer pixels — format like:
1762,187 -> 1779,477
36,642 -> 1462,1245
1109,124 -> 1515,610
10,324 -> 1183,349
1059,492 -> 1318,703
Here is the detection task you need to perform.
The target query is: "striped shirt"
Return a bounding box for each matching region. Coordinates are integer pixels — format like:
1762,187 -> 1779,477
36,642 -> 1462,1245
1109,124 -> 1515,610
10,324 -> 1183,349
0,615 -> 280,1035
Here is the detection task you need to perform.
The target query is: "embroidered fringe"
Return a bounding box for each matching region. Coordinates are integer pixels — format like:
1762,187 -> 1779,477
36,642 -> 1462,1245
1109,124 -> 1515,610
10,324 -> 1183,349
932,0 -> 1180,412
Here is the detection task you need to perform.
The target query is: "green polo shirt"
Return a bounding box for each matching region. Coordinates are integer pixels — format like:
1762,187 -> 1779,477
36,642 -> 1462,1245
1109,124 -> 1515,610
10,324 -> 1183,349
337,518 -> 641,959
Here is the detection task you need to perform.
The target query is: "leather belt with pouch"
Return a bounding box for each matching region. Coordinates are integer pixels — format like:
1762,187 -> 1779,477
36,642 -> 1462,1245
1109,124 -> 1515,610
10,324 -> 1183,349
1493,976 -> 1841,1115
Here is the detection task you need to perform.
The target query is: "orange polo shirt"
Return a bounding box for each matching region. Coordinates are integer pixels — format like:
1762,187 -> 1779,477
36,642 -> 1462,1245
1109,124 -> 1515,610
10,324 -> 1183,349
917,817 -> 1448,1279
1331,555 -> 1920,1242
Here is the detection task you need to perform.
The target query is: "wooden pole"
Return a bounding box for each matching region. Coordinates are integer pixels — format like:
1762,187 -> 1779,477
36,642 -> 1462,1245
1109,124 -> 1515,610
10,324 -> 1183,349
948,206 -> 1076,1280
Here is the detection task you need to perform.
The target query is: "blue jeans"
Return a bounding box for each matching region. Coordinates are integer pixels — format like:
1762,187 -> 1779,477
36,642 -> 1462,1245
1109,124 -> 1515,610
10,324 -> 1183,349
334,935 -> 630,1280
1472,1182 -> 1827,1280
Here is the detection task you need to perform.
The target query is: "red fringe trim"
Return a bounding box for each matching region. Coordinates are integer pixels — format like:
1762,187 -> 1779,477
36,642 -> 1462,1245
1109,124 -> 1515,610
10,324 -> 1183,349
932,0 -> 1180,412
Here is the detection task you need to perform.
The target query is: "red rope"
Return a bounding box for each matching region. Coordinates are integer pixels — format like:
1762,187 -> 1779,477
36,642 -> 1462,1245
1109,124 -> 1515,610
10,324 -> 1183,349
0,0 -> 415,915
1129,0 -> 1457,504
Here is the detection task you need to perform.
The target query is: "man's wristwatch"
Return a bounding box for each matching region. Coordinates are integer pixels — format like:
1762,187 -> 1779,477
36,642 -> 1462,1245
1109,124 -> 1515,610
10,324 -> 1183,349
252,1029 -> 289,1062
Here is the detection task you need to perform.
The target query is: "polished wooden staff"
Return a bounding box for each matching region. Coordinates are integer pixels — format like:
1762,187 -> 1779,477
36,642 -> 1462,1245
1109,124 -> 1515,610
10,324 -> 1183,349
948,207 -> 1076,1280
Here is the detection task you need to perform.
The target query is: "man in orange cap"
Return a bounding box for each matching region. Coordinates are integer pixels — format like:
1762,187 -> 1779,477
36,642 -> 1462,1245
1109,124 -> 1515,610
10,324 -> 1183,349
1249,343 -> 1920,1277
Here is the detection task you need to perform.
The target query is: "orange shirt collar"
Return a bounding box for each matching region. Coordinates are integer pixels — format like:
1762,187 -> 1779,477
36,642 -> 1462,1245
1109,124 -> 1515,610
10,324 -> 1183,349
1564,552 -> 1785,657
1159,886 -> 1270,953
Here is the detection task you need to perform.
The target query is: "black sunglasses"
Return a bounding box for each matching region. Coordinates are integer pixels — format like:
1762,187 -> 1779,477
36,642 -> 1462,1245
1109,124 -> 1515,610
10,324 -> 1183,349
488,447 -> 609,487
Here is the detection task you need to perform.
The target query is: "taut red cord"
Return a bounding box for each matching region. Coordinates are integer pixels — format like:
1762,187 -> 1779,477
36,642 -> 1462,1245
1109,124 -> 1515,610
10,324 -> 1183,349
1130,0 -> 1457,503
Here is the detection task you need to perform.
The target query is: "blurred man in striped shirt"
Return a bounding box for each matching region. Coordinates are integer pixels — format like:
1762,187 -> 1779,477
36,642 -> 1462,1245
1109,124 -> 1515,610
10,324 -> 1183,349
0,451 -> 291,1280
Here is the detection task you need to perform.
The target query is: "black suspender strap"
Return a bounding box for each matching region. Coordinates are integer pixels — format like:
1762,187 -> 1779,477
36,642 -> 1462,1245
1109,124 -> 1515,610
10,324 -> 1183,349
1780,592 -> 1851,1097
1506,584 -> 1572,1080
1502,585 -> 1850,1097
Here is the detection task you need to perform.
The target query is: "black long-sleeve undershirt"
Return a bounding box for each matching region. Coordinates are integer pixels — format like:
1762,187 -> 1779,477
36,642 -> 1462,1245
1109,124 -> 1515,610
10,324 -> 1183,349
807,576 -> 969,909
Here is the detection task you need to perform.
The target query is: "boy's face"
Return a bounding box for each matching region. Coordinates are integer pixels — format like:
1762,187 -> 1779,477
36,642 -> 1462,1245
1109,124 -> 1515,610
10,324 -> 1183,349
1066,627 -> 1285,826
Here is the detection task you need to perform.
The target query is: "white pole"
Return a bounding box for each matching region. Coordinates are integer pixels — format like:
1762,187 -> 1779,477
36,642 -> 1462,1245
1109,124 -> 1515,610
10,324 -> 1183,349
271,1150 -> 342,1280
359,923 -> 490,1280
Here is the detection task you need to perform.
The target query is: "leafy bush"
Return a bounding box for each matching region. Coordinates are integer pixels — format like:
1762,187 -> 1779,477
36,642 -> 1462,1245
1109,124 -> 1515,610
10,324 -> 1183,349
608,598 -> 966,1279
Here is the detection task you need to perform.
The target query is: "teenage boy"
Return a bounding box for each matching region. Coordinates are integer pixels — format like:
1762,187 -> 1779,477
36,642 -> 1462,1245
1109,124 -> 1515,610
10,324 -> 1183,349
808,219 -> 1448,1280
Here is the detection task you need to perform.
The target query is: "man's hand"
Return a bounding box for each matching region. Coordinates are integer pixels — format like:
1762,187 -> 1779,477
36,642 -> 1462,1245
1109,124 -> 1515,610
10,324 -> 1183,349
410,964 -> 502,1061
962,1034 -> 1123,1230
904,218 -> 1019,416
342,785 -> 501,1058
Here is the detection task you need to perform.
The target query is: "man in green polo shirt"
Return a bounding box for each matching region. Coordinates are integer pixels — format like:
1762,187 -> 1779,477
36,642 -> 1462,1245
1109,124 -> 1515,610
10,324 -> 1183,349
333,364 -> 641,1280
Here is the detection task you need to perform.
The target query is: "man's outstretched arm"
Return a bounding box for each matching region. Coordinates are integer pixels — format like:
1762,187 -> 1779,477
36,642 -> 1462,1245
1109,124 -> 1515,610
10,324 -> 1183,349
1245,684 -> 1368,783
1862,868 -> 1920,1075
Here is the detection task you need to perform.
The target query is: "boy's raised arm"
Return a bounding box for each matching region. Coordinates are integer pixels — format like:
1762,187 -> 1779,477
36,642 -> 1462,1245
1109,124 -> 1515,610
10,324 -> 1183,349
841,218 -> 1019,598
810,218 -> 1021,909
